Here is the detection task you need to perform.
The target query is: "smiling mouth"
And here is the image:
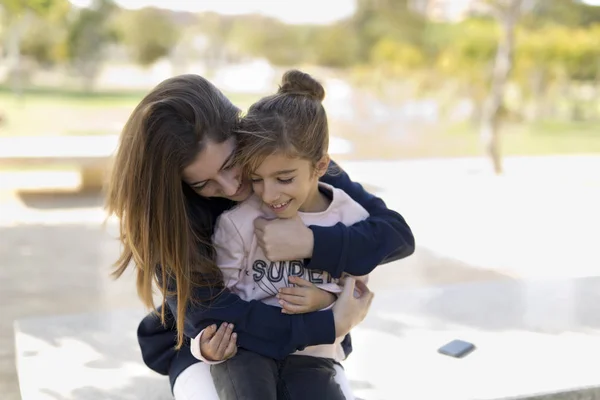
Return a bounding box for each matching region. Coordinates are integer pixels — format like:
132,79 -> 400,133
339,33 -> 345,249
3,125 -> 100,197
268,200 -> 291,211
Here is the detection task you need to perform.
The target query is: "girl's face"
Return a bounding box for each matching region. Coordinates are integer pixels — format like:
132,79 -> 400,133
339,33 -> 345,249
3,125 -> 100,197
182,138 -> 252,202
250,152 -> 329,219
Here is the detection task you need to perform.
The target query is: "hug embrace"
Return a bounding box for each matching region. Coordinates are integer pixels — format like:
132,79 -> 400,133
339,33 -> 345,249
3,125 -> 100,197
106,69 -> 415,400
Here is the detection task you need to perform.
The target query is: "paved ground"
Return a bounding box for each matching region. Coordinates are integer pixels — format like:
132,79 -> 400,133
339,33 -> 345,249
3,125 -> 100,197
1,155 -> 599,399
14,277 -> 600,400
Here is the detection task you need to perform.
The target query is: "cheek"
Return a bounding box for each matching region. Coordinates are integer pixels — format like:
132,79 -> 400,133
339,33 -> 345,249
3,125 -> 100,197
252,181 -> 264,195
288,182 -> 307,198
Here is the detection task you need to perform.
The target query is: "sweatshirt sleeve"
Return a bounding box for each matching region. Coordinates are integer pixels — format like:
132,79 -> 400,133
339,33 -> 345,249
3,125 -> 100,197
213,213 -> 245,290
308,160 -> 415,278
161,276 -> 335,360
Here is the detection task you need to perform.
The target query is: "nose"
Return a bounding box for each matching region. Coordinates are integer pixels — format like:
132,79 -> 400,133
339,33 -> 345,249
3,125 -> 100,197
217,173 -> 239,196
261,182 -> 280,204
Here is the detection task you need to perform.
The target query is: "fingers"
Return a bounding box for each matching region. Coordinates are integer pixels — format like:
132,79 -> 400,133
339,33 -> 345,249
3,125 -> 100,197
338,277 -> 356,301
212,323 -> 234,360
223,333 -> 238,360
280,300 -> 309,314
354,279 -> 370,297
278,286 -> 307,297
201,324 -> 218,343
210,322 -> 228,345
253,217 -> 268,232
355,280 -> 374,301
277,292 -> 307,306
288,275 -> 313,287
355,280 -> 374,311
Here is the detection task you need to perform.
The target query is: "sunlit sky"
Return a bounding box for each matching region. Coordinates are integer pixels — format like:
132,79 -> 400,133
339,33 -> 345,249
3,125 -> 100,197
68,0 -> 357,24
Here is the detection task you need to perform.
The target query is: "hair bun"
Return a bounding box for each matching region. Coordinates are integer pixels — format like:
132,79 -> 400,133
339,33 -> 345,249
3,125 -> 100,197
278,70 -> 325,101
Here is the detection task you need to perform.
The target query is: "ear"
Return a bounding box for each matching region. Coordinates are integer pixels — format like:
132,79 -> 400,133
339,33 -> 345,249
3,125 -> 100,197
314,154 -> 330,178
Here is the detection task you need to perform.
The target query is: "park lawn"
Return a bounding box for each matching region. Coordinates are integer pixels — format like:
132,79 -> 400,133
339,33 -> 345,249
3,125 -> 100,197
1,86 -> 599,161
335,119 -> 600,160
0,86 -> 259,138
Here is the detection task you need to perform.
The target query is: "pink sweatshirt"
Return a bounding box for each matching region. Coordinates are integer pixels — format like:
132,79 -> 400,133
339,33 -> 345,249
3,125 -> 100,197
191,183 -> 369,363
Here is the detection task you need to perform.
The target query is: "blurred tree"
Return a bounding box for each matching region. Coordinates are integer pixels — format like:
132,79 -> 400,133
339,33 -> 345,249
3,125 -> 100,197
0,0 -> 57,16
311,22 -> 359,68
114,7 -> 180,67
513,24 -> 564,120
511,0 -> 600,123
65,0 -> 117,91
480,0 -> 524,174
226,14 -> 310,66
353,0 -> 427,63
0,0 -> 68,93
20,0 -> 71,66
195,12 -> 238,73
436,18 -> 499,120
523,0 -> 600,27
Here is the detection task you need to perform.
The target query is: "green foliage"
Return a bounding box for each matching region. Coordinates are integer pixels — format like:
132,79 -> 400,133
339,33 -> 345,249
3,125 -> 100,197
352,0 -> 427,62
524,0 -> 600,27
310,23 -> 360,68
516,23 -> 600,82
0,0 -> 56,16
19,0 -> 70,65
215,14 -> 313,66
435,18 -> 499,82
65,0 -> 117,88
114,7 -> 180,66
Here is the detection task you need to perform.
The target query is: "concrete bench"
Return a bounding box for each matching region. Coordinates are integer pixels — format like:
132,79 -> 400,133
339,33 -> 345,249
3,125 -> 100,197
0,134 -> 354,194
0,135 -> 118,192
14,278 -> 600,399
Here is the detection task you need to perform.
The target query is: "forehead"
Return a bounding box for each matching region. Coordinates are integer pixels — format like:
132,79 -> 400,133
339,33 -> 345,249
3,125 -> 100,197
182,138 -> 235,183
253,152 -> 310,176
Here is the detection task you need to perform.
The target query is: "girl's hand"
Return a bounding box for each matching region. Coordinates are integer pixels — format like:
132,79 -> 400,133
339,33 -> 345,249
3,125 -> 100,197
254,216 -> 314,261
277,276 -> 336,314
200,322 -> 237,362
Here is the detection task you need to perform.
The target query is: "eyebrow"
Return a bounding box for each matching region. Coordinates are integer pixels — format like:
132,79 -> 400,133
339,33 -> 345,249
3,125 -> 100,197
190,151 -> 236,187
252,169 -> 297,177
273,169 -> 297,175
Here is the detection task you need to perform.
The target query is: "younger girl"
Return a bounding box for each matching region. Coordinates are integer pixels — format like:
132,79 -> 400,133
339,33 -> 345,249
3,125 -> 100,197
193,70 -> 370,400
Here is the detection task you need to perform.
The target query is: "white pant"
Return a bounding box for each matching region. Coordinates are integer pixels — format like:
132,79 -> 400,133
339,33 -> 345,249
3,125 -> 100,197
173,361 -> 355,400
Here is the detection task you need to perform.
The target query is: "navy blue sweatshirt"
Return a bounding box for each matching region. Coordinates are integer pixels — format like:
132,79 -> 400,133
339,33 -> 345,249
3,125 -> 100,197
137,163 -> 415,389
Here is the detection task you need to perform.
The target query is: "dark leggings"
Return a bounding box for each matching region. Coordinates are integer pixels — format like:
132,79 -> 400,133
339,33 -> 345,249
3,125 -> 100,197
211,348 -> 346,400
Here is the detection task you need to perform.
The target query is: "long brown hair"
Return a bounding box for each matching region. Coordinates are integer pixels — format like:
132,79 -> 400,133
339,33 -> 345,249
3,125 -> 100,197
235,70 -> 329,174
105,74 -> 240,348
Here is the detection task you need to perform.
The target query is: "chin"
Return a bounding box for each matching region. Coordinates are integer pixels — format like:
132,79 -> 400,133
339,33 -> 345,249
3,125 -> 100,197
279,209 -> 300,219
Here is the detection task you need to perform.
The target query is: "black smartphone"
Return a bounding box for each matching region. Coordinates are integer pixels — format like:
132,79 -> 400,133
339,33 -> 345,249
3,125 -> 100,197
438,339 -> 476,358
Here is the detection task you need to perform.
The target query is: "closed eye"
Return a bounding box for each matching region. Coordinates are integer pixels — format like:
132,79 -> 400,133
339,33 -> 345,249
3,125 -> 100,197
278,177 -> 294,184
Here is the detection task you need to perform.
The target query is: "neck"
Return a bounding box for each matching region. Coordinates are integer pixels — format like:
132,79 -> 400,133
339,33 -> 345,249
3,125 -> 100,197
299,184 -> 330,213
